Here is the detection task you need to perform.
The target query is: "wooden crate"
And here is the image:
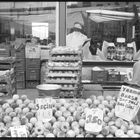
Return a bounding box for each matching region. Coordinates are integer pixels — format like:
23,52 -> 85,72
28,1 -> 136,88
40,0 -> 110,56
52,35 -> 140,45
26,58 -> 40,69
16,81 -> 25,89
16,71 -> 25,82
16,59 -> 25,70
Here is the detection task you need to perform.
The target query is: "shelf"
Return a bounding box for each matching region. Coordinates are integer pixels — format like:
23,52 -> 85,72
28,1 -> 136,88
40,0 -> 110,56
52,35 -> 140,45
45,79 -> 78,84
82,80 -> 129,85
82,60 -> 136,67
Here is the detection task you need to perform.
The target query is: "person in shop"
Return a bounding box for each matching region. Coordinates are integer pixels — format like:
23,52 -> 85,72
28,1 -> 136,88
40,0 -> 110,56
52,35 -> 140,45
66,22 -> 93,60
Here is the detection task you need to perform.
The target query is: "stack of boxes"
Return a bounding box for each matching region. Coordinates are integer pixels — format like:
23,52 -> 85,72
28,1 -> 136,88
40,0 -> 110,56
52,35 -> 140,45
25,43 -> 40,88
0,57 -> 16,96
0,43 -> 11,57
45,47 -> 83,98
0,43 -> 16,96
14,39 -> 26,89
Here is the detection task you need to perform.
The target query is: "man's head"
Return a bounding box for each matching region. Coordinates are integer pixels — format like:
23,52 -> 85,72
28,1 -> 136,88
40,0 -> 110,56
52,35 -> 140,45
74,22 -> 83,29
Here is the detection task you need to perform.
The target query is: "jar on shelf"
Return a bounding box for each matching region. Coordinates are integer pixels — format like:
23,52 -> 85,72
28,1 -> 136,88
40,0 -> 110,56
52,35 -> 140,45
107,43 -> 116,60
126,43 -> 134,61
115,37 -> 126,61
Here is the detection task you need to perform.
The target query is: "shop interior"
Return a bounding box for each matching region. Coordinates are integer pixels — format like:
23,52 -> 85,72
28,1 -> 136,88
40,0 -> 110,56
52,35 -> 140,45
0,1 -> 140,138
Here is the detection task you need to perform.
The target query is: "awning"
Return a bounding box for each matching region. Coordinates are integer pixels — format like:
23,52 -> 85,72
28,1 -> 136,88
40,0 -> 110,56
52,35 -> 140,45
86,9 -> 140,23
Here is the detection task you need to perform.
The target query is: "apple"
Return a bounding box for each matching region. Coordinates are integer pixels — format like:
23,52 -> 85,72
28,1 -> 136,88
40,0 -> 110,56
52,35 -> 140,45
66,130 -> 75,137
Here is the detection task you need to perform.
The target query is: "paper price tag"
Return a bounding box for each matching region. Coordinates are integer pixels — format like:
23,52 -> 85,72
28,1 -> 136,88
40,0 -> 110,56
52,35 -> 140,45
115,85 -> 140,121
10,125 -> 27,137
36,98 -> 53,122
85,108 -> 103,133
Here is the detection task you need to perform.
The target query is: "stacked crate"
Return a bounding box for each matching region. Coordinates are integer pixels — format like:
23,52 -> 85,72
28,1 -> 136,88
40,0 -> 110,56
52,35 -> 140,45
0,57 -> 16,97
25,43 -> 40,88
14,39 -> 26,89
0,43 -> 11,57
44,47 -> 82,98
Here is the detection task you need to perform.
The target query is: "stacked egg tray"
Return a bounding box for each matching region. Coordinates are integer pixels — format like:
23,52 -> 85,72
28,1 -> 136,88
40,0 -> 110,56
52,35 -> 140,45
44,47 -> 83,98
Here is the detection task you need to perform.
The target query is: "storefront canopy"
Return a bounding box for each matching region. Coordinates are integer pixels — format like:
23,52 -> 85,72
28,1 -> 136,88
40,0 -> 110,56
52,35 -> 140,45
86,9 -> 140,23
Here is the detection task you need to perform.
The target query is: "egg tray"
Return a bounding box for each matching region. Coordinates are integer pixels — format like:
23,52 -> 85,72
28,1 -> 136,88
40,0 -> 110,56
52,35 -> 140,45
46,73 -> 78,78
48,66 -> 82,71
47,61 -> 82,67
50,50 -> 82,55
44,79 -> 79,84
51,57 -> 81,62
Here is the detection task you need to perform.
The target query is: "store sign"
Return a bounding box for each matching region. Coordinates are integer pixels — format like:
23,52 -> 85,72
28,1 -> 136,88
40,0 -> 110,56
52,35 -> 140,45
115,85 -> 140,121
36,98 -> 53,122
85,108 -> 103,133
10,125 -> 27,137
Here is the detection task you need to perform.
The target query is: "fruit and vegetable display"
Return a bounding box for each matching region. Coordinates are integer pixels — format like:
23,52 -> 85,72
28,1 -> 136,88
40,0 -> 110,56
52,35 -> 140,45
0,68 -> 16,97
0,94 -> 140,137
0,57 -> 16,63
43,47 -> 82,98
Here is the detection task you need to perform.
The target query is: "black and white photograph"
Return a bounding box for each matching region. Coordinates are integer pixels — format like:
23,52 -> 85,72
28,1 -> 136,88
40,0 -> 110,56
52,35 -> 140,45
0,1 -> 140,138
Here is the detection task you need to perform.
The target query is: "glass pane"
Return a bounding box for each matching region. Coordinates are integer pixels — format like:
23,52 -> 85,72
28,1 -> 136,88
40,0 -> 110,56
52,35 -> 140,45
66,2 -> 140,60
0,2 -> 56,44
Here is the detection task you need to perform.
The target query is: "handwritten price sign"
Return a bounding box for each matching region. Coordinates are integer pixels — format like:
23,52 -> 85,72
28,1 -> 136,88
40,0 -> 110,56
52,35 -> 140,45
10,125 -> 27,137
36,98 -> 53,122
85,108 -> 103,133
115,85 -> 140,121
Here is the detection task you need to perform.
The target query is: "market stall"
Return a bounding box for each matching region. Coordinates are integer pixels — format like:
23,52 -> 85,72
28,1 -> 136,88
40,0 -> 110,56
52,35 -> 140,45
0,1 -> 140,138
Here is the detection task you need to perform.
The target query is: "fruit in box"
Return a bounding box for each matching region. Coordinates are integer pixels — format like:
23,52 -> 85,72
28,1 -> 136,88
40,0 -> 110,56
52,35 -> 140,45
0,94 -> 140,137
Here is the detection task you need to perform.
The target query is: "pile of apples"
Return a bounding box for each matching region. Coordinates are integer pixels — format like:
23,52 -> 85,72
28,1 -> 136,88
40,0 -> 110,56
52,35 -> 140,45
0,94 -> 140,137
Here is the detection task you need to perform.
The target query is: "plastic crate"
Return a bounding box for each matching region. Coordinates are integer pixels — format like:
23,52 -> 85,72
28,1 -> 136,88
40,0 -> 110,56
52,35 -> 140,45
91,69 -> 108,83
16,81 -> 25,89
16,59 -> 25,70
16,52 -> 25,59
25,44 -> 40,58
26,80 -> 39,88
108,70 -> 120,82
26,58 -> 40,69
16,71 -> 25,81
26,69 -> 40,80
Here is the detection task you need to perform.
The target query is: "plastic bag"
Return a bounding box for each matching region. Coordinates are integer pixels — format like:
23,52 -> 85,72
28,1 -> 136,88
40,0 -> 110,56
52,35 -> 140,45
101,40 -> 109,58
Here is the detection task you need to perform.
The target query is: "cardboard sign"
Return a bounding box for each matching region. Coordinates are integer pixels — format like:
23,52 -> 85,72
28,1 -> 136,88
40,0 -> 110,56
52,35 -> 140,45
25,43 -> 40,58
115,85 -> 140,121
85,108 -> 103,133
36,98 -> 53,122
10,125 -> 27,137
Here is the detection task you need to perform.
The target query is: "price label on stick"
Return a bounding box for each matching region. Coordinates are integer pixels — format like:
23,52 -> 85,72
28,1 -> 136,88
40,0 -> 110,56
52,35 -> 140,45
115,85 -> 140,121
36,98 -> 53,122
10,125 -> 27,137
85,108 -> 103,133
